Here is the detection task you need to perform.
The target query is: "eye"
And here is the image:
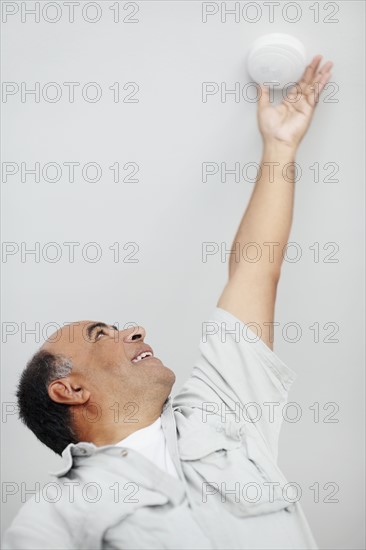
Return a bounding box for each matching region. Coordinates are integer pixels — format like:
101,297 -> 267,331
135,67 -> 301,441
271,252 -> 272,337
95,329 -> 106,340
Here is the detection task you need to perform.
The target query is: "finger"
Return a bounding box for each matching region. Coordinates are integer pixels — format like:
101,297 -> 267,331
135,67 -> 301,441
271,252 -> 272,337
307,63 -> 333,103
315,68 -> 333,95
286,54 -> 323,99
315,60 -> 334,84
319,72 -> 332,93
301,54 -> 323,86
310,61 -> 333,89
257,84 -> 270,108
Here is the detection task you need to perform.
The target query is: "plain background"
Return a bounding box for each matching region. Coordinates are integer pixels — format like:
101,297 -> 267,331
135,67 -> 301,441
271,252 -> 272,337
1,1 -> 365,548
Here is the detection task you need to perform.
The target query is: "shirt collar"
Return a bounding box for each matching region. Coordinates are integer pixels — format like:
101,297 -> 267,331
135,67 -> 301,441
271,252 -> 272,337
115,416 -> 162,448
49,396 -> 173,478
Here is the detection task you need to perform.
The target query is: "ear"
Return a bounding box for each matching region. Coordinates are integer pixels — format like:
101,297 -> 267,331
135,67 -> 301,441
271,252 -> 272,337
48,378 -> 90,405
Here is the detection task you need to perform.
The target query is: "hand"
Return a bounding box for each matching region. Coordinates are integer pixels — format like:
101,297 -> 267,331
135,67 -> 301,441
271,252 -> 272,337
257,55 -> 334,151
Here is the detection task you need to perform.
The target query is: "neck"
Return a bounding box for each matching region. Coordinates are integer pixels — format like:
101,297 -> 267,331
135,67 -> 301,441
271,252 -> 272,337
73,397 -> 167,447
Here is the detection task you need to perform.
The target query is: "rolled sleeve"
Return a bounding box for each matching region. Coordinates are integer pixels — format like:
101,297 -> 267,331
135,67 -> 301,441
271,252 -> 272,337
173,307 -> 297,461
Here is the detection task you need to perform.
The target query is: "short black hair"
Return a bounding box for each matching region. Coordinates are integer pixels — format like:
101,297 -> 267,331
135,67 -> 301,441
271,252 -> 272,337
16,349 -> 79,455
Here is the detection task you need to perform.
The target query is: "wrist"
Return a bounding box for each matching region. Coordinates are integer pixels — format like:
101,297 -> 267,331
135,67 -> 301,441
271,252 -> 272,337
262,140 -> 297,161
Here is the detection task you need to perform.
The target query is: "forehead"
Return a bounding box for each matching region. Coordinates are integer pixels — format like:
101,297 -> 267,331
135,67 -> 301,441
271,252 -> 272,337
42,320 -> 108,348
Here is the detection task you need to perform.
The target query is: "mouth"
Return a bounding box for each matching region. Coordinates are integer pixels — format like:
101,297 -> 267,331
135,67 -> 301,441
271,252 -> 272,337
131,348 -> 154,364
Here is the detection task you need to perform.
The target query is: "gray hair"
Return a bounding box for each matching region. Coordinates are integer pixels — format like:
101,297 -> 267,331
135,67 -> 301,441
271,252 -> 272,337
48,355 -> 73,383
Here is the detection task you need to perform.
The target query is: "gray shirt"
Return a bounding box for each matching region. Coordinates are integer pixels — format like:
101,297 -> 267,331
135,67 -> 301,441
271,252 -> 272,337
3,307 -> 318,549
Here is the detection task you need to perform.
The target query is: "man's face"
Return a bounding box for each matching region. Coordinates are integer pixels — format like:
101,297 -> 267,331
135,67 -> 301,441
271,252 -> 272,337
41,321 -> 176,414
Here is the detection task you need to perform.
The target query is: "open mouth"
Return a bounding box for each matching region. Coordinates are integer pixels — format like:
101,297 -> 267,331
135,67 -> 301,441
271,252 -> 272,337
131,351 -> 154,364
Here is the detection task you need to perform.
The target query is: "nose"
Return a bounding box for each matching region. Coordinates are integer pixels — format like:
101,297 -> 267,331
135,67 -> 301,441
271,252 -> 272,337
123,325 -> 146,342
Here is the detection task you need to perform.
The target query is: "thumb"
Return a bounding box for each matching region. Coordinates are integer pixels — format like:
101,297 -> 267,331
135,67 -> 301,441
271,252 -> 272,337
257,84 -> 270,109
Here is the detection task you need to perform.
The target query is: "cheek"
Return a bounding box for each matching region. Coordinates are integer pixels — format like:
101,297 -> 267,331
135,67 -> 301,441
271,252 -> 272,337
104,357 -> 133,379
90,345 -> 133,378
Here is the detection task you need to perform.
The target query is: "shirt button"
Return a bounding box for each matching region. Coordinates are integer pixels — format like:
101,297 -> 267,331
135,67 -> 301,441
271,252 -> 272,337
120,449 -> 128,457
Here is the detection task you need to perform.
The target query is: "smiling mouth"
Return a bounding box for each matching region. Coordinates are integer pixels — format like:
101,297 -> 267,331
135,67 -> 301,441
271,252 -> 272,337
131,351 -> 154,364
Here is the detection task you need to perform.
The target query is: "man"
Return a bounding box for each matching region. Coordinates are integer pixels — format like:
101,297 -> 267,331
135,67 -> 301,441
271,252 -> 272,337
3,55 -> 333,549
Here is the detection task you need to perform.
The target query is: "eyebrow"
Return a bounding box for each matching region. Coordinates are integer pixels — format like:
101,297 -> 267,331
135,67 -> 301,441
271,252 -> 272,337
86,322 -> 118,340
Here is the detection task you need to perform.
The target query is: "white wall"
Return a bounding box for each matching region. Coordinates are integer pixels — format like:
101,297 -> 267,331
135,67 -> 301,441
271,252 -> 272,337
1,1 -> 365,549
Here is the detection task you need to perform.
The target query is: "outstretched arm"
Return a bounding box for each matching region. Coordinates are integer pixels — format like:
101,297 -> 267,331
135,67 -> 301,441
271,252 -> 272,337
218,55 -> 333,350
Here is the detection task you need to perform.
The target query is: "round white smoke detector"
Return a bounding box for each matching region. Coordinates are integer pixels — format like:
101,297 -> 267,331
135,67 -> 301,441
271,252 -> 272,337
247,33 -> 306,89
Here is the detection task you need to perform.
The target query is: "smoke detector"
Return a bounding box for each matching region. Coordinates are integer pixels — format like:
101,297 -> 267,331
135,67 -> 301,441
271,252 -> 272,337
247,33 -> 306,88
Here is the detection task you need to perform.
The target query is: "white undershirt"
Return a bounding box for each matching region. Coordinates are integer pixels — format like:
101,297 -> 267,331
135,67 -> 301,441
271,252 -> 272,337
114,417 -> 180,479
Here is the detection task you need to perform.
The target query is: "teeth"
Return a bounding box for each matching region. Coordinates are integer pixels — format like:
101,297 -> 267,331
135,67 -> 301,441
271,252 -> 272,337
132,351 -> 152,363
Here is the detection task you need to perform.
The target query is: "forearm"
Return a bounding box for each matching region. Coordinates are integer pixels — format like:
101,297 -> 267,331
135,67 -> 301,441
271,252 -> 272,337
229,143 -> 297,281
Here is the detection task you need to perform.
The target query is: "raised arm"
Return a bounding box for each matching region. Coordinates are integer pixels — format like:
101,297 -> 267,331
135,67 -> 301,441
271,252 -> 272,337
218,55 -> 333,350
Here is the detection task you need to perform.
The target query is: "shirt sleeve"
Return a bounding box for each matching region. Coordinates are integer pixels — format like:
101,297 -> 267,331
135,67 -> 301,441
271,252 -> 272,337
2,495 -> 76,550
173,306 -> 297,461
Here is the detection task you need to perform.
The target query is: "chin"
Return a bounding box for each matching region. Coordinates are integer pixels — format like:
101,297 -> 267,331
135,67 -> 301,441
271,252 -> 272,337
144,357 -> 175,379
160,364 -> 176,386
158,368 -> 176,395
141,358 -> 176,390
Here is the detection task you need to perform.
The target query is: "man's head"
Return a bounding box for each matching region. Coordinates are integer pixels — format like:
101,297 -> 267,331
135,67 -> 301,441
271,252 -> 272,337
16,321 -> 176,455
